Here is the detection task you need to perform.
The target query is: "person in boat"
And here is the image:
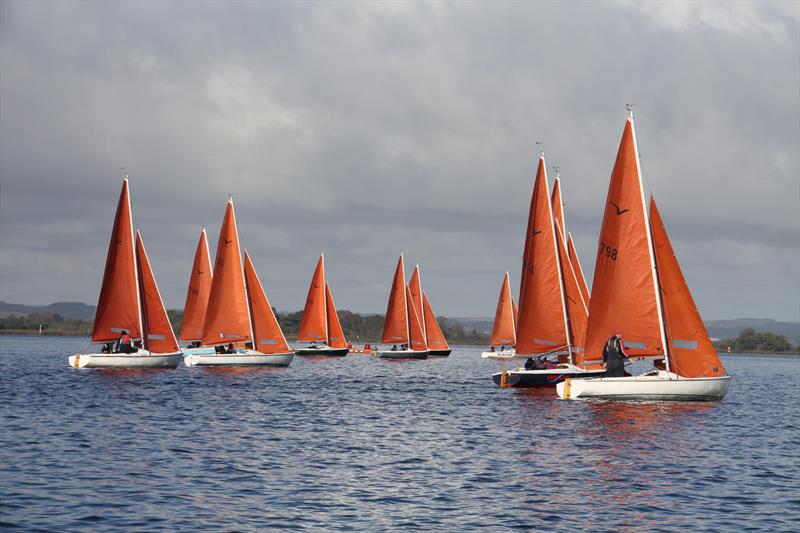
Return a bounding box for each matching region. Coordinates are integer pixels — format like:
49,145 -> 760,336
603,332 -> 629,377
524,357 -> 535,370
391,344 -> 398,351
101,343 -> 111,354
654,358 -> 667,371
489,346 -> 496,352
225,343 -> 235,354
115,330 -> 134,353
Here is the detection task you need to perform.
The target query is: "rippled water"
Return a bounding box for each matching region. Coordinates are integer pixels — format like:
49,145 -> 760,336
1,336 -> 798,531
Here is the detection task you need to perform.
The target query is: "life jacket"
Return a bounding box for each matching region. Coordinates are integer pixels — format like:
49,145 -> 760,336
121,334 -> 131,345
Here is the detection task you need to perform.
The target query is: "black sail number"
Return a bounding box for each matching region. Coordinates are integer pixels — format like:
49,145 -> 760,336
599,241 -> 618,261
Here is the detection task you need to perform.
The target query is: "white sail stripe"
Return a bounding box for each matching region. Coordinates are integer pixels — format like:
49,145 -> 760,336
672,340 -> 698,350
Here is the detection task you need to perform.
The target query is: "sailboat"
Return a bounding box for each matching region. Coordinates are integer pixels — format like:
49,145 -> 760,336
492,156 -> 604,387
183,199 -> 294,367
295,254 -> 349,356
481,272 -> 519,358
378,254 -> 429,359
557,113 -> 731,401
408,265 -> 451,356
69,178 -> 182,368
179,228 -> 213,345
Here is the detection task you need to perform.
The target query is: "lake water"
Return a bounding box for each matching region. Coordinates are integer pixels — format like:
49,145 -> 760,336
1,336 -> 798,531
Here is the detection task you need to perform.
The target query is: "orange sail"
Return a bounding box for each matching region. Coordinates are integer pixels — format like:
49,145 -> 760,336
202,200 -> 252,346
297,255 -> 328,342
180,229 -> 213,341
567,232 -> 591,307
92,178 -> 142,343
422,291 -> 449,351
406,285 -> 428,351
382,254 -> 408,344
325,282 -> 348,349
516,156 -> 570,355
135,231 -> 180,354
551,176 -> 567,245
581,118 -> 666,365
649,198 -> 726,378
243,251 -> 290,354
408,265 -> 425,336
489,272 -> 517,347
512,297 -> 519,336
555,220 -> 588,354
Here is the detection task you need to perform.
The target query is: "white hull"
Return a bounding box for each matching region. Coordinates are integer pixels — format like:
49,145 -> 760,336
183,349 -> 294,367
68,350 -> 183,369
378,349 -> 429,359
480,349 -> 518,359
557,371 -> 732,401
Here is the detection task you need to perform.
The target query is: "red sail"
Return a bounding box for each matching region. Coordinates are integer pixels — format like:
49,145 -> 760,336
297,255 -> 328,342
580,118 -> 666,365
202,200 -> 252,346
649,198 -> 726,378
422,292 -> 449,351
92,178 -> 142,343
567,232 -> 591,308
489,272 -> 517,347
243,251 -> 290,354
512,297 -> 519,337
516,156 -> 569,355
555,220 -> 588,354
135,231 -> 179,354
180,229 -> 213,341
406,285 -> 428,351
408,265 -> 425,337
325,282 -> 348,349
382,254 -> 408,344
551,177 -> 567,245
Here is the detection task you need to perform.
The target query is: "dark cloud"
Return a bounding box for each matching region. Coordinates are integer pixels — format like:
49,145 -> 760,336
1,1 -> 798,321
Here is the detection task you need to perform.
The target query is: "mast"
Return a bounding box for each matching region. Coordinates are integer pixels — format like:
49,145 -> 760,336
629,109 -> 669,367
127,175 -> 144,342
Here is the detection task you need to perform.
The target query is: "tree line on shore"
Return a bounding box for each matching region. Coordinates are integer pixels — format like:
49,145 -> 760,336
0,309 -> 491,345
3,312 -> 797,352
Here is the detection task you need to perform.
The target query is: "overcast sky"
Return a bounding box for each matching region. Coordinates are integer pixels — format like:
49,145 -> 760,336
1,1 -> 798,322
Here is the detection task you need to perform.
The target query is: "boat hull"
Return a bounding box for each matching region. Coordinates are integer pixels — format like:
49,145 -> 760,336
68,351 -> 183,369
481,349 -> 519,359
428,349 -> 451,357
294,346 -> 349,356
492,365 -> 605,387
378,349 -> 429,359
556,371 -> 732,401
183,348 -> 294,367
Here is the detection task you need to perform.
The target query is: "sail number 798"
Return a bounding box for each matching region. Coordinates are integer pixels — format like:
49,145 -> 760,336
599,242 -> 618,261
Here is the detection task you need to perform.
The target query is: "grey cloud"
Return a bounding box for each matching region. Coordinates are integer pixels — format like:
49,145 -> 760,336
1,1 -> 797,321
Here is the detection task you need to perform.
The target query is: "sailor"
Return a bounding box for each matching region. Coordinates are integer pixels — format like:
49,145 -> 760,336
603,331 -> 629,377
116,330 -> 133,353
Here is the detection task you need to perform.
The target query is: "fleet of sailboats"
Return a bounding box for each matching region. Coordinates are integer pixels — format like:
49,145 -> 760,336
68,110 -> 732,402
